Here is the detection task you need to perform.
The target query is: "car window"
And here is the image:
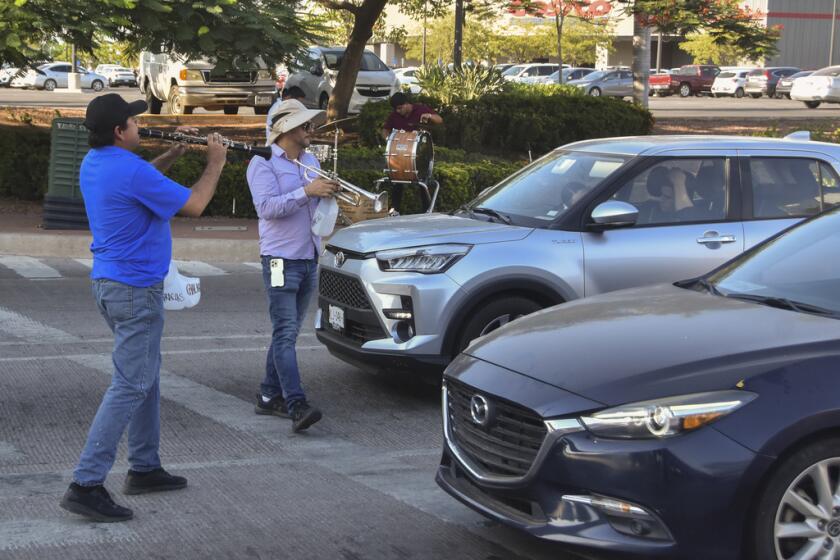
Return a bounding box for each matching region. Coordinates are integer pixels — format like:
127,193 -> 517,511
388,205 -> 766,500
719,72 -> 736,78
620,71 -> 632,79
403,70 -> 415,77
502,65 -> 525,76
469,151 -> 629,224
750,158 -> 827,218
611,158 -> 728,225
538,66 -> 555,76
53,65 -> 71,73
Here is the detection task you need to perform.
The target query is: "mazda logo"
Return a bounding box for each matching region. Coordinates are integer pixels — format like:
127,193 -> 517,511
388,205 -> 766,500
470,394 -> 493,427
334,251 -> 346,268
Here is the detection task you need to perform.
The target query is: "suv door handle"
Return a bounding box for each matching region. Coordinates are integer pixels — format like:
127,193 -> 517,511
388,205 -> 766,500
697,233 -> 736,244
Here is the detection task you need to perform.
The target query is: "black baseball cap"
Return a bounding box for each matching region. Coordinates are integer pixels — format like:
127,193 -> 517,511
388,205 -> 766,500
83,93 -> 148,132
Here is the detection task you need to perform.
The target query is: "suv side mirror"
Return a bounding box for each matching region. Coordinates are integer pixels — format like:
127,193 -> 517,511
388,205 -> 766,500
590,200 -> 639,227
310,64 -> 323,76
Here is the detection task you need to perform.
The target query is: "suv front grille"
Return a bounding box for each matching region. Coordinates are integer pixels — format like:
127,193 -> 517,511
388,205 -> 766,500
202,70 -> 255,83
446,380 -> 547,478
319,269 -> 371,310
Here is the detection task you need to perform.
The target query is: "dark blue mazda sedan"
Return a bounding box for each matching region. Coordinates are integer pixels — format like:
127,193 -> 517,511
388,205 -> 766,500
437,207 -> 840,559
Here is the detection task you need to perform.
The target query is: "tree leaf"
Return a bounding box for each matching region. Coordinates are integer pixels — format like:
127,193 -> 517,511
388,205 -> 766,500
197,26 -> 210,36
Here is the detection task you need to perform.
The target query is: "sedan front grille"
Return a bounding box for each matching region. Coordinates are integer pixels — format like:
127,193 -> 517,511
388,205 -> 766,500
446,379 -> 547,478
319,269 -> 371,310
357,87 -> 390,97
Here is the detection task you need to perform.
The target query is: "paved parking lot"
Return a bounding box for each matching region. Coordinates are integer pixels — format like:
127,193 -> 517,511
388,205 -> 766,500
2,86 -> 840,119
0,257 -> 598,560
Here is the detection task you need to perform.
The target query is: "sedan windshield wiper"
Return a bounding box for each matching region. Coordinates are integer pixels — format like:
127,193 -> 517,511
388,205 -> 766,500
723,293 -> 839,318
471,206 -> 512,224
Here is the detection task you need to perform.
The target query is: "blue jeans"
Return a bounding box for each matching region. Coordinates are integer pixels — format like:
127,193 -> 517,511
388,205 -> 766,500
260,255 -> 317,408
73,279 -> 164,486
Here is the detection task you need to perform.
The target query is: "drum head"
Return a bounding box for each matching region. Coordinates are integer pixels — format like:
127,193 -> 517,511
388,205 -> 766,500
414,131 -> 434,183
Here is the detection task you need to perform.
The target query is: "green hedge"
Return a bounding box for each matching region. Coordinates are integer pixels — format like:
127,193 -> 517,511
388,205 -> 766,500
358,90 -> 654,155
0,125 -> 524,217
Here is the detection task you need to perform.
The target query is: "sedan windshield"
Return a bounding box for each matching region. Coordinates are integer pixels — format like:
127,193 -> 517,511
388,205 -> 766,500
463,151 -> 629,226
502,65 -> 526,76
579,71 -> 606,81
322,51 -> 388,72
705,209 -> 840,316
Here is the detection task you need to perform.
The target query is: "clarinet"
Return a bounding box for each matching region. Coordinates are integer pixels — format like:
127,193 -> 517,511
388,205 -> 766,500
139,128 -> 272,160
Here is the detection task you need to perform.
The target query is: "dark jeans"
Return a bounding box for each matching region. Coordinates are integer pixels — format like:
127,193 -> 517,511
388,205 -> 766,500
74,279 -> 164,486
390,182 -> 431,214
260,255 -> 317,408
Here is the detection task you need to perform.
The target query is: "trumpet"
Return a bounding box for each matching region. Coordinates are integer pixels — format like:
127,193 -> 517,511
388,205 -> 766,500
139,128 -> 272,160
294,159 -> 387,213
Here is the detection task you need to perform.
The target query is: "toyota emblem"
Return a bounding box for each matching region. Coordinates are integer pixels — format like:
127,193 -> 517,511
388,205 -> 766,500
334,251 -> 346,268
470,394 -> 492,427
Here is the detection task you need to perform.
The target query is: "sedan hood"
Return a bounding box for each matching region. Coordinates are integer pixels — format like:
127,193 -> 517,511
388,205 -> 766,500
326,213 -> 532,253
465,283 -> 840,406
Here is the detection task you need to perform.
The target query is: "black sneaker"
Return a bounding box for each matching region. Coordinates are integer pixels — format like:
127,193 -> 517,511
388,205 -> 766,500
123,468 -> 187,495
254,392 -> 289,418
290,401 -> 322,433
60,483 -> 133,522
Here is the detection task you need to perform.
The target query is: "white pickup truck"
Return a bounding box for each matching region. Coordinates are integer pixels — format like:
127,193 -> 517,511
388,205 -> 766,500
138,52 -> 276,115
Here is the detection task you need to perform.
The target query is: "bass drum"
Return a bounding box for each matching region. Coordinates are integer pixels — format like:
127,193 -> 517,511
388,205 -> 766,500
385,129 -> 434,183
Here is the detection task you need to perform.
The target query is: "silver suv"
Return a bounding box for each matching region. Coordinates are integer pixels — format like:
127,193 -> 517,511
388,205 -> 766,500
316,133 -> 840,374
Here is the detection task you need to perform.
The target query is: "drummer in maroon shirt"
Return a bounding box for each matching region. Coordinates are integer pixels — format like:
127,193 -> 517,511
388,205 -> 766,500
381,92 -> 443,140
381,92 -> 443,213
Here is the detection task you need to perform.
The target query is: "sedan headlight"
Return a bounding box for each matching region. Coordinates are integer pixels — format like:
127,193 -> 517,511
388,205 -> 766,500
376,244 -> 471,274
178,69 -> 204,81
580,390 -> 756,439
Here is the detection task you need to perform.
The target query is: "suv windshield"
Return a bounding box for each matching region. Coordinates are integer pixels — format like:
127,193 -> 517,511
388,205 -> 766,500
704,209 -> 840,316
464,151 -> 629,226
502,65 -> 525,76
322,51 -> 388,72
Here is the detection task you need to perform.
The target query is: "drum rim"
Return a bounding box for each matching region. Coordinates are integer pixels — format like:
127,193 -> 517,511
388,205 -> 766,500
385,129 -> 434,183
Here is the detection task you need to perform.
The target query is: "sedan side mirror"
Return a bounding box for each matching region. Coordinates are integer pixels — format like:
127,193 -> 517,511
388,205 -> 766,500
590,200 -> 639,227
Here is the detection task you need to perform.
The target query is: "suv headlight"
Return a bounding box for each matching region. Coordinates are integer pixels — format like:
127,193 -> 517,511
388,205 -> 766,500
179,69 -> 204,81
580,390 -> 756,439
376,244 -> 471,274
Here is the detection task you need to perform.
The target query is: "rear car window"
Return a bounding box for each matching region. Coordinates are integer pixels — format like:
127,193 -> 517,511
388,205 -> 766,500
750,158 -> 840,218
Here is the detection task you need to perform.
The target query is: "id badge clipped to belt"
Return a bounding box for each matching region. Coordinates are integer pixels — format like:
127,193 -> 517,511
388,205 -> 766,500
270,258 -> 285,288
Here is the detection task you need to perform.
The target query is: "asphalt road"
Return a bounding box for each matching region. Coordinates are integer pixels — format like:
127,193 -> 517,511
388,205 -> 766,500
3,86 -> 840,119
0,256 -> 599,560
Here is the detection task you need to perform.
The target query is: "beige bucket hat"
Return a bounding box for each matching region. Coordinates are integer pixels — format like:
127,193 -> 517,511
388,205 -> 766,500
266,99 -> 326,146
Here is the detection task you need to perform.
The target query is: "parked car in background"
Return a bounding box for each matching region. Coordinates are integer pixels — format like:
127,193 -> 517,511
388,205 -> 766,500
745,66 -> 800,98
315,132 -> 837,376
711,68 -> 754,98
524,67 -> 594,85
0,66 -> 18,87
139,51 -> 275,115
284,47 -> 397,113
437,203 -> 840,560
97,66 -> 137,87
790,66 -> 840,108
650,64 -> 720,97
11,62 -> 106,91
567,69 -> 632,97
501,63 -> 560,83
394,66 -> 421,94
493,63 -> 516,74
775,70 -> 813,99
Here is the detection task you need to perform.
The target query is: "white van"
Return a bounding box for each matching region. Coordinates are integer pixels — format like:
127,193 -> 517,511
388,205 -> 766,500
284,47 -> 398,113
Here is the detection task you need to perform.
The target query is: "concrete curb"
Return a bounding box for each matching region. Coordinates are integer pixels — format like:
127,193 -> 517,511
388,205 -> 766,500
0,232 -> 261,263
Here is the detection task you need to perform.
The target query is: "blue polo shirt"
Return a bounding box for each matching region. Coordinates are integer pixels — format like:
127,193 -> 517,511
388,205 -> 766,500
80,146 -> 191,287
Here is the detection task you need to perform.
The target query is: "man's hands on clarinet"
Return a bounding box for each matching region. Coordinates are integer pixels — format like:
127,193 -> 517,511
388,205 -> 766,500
305,177 -> 340,198
205,132 -> 228,168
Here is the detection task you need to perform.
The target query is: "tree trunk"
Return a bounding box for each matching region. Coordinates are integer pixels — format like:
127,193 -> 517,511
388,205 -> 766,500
328,0 -> 389,120
631,15 -> 651,108
453,0 -> 465,68
555,14 -> 564,83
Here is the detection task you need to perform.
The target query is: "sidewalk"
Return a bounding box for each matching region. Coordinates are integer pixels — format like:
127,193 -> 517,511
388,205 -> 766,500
0,209 -> 265,262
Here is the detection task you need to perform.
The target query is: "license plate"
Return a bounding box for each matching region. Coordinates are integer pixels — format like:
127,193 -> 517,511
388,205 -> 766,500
255,94 -> 273,106
328,305 -> 345,331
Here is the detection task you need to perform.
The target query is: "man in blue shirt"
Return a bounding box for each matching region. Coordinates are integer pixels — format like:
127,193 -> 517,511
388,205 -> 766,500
60,94 -> 227,523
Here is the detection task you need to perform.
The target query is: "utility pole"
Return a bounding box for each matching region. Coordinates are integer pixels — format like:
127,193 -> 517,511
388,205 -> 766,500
453,0 -> 464,68
422,0 -> 427,67
656,31 -> 662,73
831,0 -> 838,66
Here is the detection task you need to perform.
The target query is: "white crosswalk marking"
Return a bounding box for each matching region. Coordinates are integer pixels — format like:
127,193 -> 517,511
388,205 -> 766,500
74,258 -> 93,269
0,256 -> 61,279
0,306 -> 79,344
172,260 -> 227,277
244,262 -> 263,270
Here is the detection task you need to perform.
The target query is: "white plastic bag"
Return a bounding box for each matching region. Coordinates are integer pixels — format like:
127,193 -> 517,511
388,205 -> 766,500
311,196 -> 339,237
163,262 -> 201,311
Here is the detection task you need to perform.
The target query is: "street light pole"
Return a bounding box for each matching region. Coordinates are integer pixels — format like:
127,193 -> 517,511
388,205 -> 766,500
831,0 -> 838,66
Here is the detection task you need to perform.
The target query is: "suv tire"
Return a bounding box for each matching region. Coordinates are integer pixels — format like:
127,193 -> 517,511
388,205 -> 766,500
145,85 -> 163,114
456,296 -> 543,353
168,85 -> 194,115
679,82 -> 691,97
752,438 -> 840,560
735,87 -> 745,98
805,101 -> 821,109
